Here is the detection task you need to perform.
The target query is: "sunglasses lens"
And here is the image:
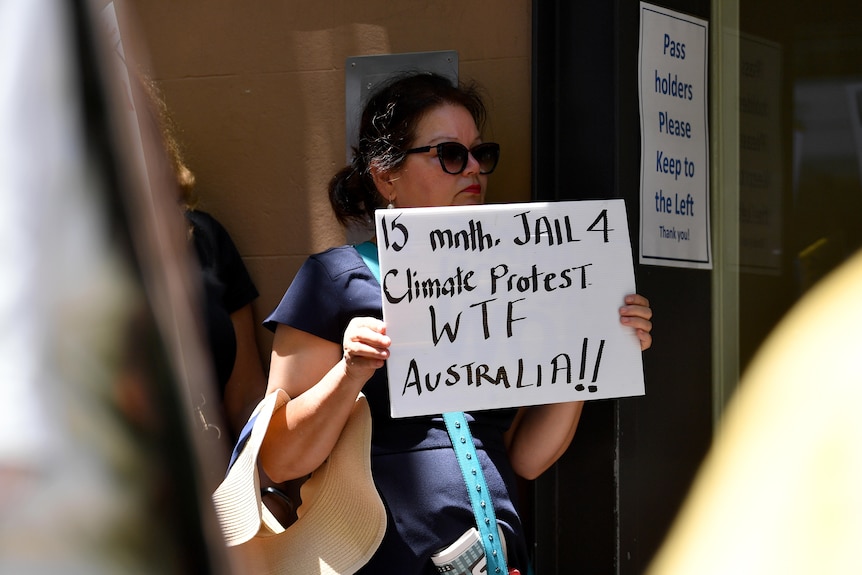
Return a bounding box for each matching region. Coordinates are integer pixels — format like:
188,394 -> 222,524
429,142 -> 500,174
472,143 -> 500,174
439,143 -> 469,174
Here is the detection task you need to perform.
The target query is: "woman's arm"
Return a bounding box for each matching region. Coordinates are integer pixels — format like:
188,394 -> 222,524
223,303 -> 267,439
259,317 -> 389,482
505,293 -> 653,479
505,401 -> 584,480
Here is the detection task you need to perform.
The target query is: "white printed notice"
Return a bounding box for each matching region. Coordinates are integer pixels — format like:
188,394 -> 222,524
639,3 -> 712,269
374,200 -> 645,418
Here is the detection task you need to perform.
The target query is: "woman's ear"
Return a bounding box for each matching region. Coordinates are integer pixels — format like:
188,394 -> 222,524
370,167 -> 396,206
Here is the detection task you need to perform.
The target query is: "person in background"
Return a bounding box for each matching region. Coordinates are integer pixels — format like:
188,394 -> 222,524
260,72 -> 653,574
150,78 -> 302,526
149,79 -> 267,444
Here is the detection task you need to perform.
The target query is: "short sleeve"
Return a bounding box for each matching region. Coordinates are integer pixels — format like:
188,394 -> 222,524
263,246 -> 382,343
187,210 -> 259,313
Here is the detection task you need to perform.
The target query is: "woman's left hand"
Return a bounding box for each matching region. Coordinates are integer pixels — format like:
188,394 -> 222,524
620,293 -> 653,351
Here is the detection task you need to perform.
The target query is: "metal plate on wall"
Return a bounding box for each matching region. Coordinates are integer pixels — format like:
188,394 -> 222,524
345,51 -> 458,163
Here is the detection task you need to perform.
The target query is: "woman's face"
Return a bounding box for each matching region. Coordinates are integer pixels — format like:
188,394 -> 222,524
374,104 -> 488,208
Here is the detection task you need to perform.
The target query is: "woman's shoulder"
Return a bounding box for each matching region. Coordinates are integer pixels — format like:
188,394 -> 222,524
263,244 -> 378,337
185,209 -> 234,249
184,208 -> 220,230
305,244 -> 367,278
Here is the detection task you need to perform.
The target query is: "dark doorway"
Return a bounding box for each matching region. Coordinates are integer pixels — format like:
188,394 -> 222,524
530,1 -> 712,573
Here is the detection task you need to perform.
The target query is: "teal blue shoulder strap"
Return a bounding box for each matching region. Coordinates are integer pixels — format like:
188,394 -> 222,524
354,241 -> 380,283
442,412 -> 508,574
353,241 -> 509,574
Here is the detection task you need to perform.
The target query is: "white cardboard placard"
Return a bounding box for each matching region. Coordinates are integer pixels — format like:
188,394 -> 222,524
374,200 -> 645,418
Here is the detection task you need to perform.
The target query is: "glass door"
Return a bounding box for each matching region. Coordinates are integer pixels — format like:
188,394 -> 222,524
714,0 -> 862,414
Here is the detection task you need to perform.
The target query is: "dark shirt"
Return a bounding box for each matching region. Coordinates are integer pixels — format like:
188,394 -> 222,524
186,209 -> 259,392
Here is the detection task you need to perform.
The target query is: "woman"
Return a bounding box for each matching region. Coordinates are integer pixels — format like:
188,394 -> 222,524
261,72 -> 653,574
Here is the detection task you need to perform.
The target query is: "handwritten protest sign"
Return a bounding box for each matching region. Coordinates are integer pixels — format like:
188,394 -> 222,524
374,200 -> 645,418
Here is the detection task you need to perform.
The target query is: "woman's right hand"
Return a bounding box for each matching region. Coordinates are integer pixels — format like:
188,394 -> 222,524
342,317 -> 390,382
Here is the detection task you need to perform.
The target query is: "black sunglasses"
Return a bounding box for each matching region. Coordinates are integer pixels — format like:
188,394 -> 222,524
404,142 -> 500,175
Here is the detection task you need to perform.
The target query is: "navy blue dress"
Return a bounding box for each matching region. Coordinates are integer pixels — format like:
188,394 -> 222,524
264,245 -> 528,574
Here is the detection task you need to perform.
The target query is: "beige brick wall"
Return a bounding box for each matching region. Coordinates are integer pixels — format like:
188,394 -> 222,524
123,1 -> 532,369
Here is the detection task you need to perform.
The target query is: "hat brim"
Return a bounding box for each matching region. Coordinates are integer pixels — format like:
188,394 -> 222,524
214,392 -> 386,574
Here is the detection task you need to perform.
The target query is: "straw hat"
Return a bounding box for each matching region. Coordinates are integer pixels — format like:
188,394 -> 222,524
212,390 -> 387,574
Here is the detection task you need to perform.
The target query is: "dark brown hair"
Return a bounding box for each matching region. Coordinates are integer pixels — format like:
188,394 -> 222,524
328,72 -> 488,226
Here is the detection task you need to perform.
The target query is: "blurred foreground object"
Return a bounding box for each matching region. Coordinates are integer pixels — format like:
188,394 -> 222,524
648,248 -> 862,574
1,0 -> 227,572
